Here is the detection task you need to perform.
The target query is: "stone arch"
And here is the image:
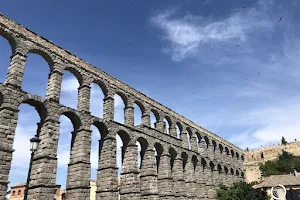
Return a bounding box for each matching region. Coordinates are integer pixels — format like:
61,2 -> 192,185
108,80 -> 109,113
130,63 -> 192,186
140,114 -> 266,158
225,147 -> 229,156
92,120 -> 109,139
117,130 -> 130,164
169,147 -> 177,172
134,100 -> 145,115
241,171 -> 244,178
150,109 -> 160,129
17,96 -> 47,121
241,155 -> 244,161
0,28 -> 17,54
212,140 -> 217,152
186,127 -> 193,150
181,152 -> 188,171
224,166 -> 229,174
217,164 -> 222,173
163,116 -> 172,135
230,168 -> 234,175
134,101 -> 144,126
209,161 -> 215,172
115,91 -> 128,107
236,152 -> 240,159
113,91 -> 127,124
195,132 -> 201,152
28,48 -> 54,71
154,143 -> 164,171
61,65 -> 83,86
261,152 -> 264,159
219,144 -> 224,154
137,137 -> 148,169
201,157 -> 207,171
191,155 -> 198,172
92,79 -> 108,97
176,122 -> 183,139
231,149 -> 235,158
56,108 -> 81,132
204,136 -> 210,148
236,170 -> 240,177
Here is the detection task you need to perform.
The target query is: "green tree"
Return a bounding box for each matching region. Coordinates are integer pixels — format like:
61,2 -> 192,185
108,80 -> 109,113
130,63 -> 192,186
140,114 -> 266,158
281,136 -> 288,145
260,150 -> 300,176
216,182 -> 268,200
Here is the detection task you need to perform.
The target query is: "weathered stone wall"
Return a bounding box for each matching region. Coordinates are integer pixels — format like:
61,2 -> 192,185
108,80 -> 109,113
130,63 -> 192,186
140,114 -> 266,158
0,13 -> 245,200
244,141 -> 300,183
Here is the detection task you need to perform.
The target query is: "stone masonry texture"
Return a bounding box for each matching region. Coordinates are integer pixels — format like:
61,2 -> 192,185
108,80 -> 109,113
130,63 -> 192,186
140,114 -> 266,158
0,14 -> 245,200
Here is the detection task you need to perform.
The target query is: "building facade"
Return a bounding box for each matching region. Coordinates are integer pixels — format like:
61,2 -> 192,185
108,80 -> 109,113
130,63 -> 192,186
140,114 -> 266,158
9,184 -> 65,200
244,141 -> 300,183
0,13 -> 245,200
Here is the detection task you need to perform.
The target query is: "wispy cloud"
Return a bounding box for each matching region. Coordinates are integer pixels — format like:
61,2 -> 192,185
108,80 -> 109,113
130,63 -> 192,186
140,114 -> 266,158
151,1 -> 273,61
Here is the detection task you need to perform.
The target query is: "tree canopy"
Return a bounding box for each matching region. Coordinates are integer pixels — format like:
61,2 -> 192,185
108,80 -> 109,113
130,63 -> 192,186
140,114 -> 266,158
281,136 -> 288,145
260,150 -> 300,176
216,182 -> 268,200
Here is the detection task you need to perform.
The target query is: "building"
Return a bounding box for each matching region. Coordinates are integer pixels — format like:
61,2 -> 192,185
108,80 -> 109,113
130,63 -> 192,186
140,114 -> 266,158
253,171 -> 300,200
9,183 -> 65,200
244,141 -> 300,183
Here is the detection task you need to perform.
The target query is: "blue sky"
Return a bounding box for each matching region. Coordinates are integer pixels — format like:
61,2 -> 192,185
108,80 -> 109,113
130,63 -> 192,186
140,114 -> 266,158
1,0 -> 300,190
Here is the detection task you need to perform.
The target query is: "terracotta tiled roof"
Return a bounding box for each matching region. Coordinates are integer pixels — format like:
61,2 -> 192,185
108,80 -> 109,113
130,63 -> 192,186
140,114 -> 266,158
253,175 -> 300,189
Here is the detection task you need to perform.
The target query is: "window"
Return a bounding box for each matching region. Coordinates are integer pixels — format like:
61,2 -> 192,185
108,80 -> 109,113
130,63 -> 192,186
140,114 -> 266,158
18,190 -> 21,195
12,190 -> 15,196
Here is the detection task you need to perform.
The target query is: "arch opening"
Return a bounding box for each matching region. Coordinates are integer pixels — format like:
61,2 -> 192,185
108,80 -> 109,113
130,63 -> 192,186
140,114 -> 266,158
90,83 -> 105,118
150,110 -> 159,129
114,93 -> 126,124
8,104 -> 43,191
176,122 -> 182,139
0,35 -> 13,83
116,131 -> 130,175
21,53 -> 50,97
154,143 -> 163,172
134,102 -> 143,126
137,137 -> 148,169
60,70 -> 80,109
169,148 -> 177,172
163,116 -> 172,135
181,152 -> 188,172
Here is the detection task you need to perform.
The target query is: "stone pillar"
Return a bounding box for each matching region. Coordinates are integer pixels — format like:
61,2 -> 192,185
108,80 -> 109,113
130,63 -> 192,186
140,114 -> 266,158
120,141 -> 140,200
45,66 -> 63,102
185,159 -> 196,199
213,145 -> 220,160
141,109 -> 151,127
77,83 -> 91,113
154,120 -> 165,133
199,139 -> 207,157
173,157 -> 186,199
103,95 -> 114,121
140,148 -> 159,200
27,118 -> 61,200
0,106 -> 18,200
169,123 -> 177,138
181,131 -> 189,150
4,44 -> 27,88
196,164 -> 206,199
157,153 -> 173,199
124,101 -> 134,126
191,135 -> 198,153
65,128 -> 91,200
96,133 -> 119,199
213,168 -> 220,190
204,167 -> 215,200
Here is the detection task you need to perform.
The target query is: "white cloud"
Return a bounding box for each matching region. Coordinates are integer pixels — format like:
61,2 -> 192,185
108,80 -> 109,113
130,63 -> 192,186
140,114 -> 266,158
61,77 -> 79,92
151,1 -> 273,61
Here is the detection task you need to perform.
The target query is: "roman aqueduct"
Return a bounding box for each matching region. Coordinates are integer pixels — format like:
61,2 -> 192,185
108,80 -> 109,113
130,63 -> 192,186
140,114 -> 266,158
0,14 -> 244,200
